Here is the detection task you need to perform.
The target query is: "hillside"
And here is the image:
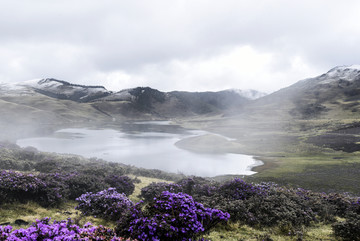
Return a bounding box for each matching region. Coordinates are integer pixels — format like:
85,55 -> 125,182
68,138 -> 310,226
0,79 -> 258,140
178,65 -> 360,153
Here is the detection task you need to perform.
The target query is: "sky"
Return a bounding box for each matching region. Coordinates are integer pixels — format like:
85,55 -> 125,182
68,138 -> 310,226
0,0 -> 360,94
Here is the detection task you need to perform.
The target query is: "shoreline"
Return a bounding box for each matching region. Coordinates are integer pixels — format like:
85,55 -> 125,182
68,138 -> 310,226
251,156 -> 278,173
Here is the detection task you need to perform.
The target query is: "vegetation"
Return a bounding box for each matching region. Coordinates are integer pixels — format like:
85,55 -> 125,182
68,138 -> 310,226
0,143 -> 360,240
75,188 -> 133,221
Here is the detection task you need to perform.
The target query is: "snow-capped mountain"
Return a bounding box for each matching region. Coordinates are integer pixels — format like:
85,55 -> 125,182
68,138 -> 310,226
318,65 -> 360,84
248,64 -> 360,119
16,78 -> 111,102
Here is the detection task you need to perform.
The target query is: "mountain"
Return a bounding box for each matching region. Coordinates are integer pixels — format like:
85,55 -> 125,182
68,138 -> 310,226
247,65 -> 360,119
0,78 -> 262,139
207,65 -> 360,154
2,66 -> 360,153
2,78 -> 262,118
17,78 -> 111,102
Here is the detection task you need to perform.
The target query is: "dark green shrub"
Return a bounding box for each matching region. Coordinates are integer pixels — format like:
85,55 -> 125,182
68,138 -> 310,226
104,175 -> 135,196
332,213 -> 360,241
65,173 -> 108,200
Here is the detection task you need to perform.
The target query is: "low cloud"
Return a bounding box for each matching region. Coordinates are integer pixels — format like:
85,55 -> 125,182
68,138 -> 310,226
0,0 -> 359,93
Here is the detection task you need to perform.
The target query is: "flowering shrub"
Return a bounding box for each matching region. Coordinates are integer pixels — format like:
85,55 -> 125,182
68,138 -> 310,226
105,175 -> 135,196
140,177 -> 217,203
76,188 -> 134,221
0,217 -> 128,240
218,178 -> 266,200
37,172 -> 70,207
0,170 -> 63,207
140,182 -> 182,202
0,169 -> 139,208
0,170 -> 46,203
176,177 -> 218,198
117,191 -> 229,241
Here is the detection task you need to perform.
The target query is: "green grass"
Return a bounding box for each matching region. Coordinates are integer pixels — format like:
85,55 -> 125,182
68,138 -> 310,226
128,175 -> 172,203
204,222 -> 336,240
249,152 -> 360,195
0,201 -> 114,230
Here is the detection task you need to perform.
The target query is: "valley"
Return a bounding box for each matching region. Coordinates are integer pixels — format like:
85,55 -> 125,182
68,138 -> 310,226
1,66 -> 360,195
1,66 -> 360,240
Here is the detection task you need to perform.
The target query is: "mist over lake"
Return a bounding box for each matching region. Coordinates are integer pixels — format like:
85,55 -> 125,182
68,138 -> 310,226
16,121 -> 260,177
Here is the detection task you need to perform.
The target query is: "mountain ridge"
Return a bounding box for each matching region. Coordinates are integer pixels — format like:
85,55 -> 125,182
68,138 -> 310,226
1,65 -> 360,149
2,78 -> 265,118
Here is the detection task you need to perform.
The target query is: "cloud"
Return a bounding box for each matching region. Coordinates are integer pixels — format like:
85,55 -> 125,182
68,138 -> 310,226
84,45 -> 320,93
0,0 -> 359,92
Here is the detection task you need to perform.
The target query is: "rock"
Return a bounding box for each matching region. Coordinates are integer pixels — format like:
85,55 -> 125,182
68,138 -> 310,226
15,219 -> 29,225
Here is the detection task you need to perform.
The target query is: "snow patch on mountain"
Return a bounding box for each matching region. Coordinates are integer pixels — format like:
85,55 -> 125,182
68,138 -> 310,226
319,65 -> 360,84
12,78 -> 111,102
100,89 -> 136,101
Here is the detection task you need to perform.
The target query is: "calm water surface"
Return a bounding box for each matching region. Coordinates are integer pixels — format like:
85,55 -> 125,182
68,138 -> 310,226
16,122 -> 261,177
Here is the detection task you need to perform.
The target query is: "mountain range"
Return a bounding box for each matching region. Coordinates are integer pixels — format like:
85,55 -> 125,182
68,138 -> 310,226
0,78 -> 265,120
1,65 -> 360,153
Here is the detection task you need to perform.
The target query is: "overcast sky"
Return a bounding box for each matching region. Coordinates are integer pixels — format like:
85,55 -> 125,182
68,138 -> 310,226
0,0 -> 359,93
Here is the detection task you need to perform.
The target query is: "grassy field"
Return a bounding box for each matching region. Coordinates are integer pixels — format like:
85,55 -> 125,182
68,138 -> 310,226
247,153 -> 360,195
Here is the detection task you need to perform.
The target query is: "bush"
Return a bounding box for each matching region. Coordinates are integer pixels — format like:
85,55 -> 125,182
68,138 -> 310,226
218,178 -> 266,200
175,177 -> 218,200
196,182 -> 318,227
105,175 -> 135,196
0,170 -> 72,207
332,213 -> 360,241
140,177 -> 217,204
76,188 -> 134,221
0,217 -> 126,240
0,170 -> 43,203
243,190 -> 317,227
117,191 -> 229,241
37,172 -> 69,207
65,172 -> 108,200
351,198 -> 360,214
140,182 -> 182,202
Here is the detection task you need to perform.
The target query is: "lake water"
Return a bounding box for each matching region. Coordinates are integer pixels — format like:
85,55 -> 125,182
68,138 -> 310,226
16,122 -> 261,177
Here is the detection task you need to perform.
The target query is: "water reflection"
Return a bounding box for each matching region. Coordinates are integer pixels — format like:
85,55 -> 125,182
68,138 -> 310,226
16,122 -> 260,177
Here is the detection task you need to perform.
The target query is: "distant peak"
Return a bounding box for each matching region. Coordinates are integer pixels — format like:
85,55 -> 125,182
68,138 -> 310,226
327,65 -> 360,73
317,65 -> 360,84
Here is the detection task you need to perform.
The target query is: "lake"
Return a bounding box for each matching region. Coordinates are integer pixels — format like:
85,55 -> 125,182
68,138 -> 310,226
16,121 -> 262,177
